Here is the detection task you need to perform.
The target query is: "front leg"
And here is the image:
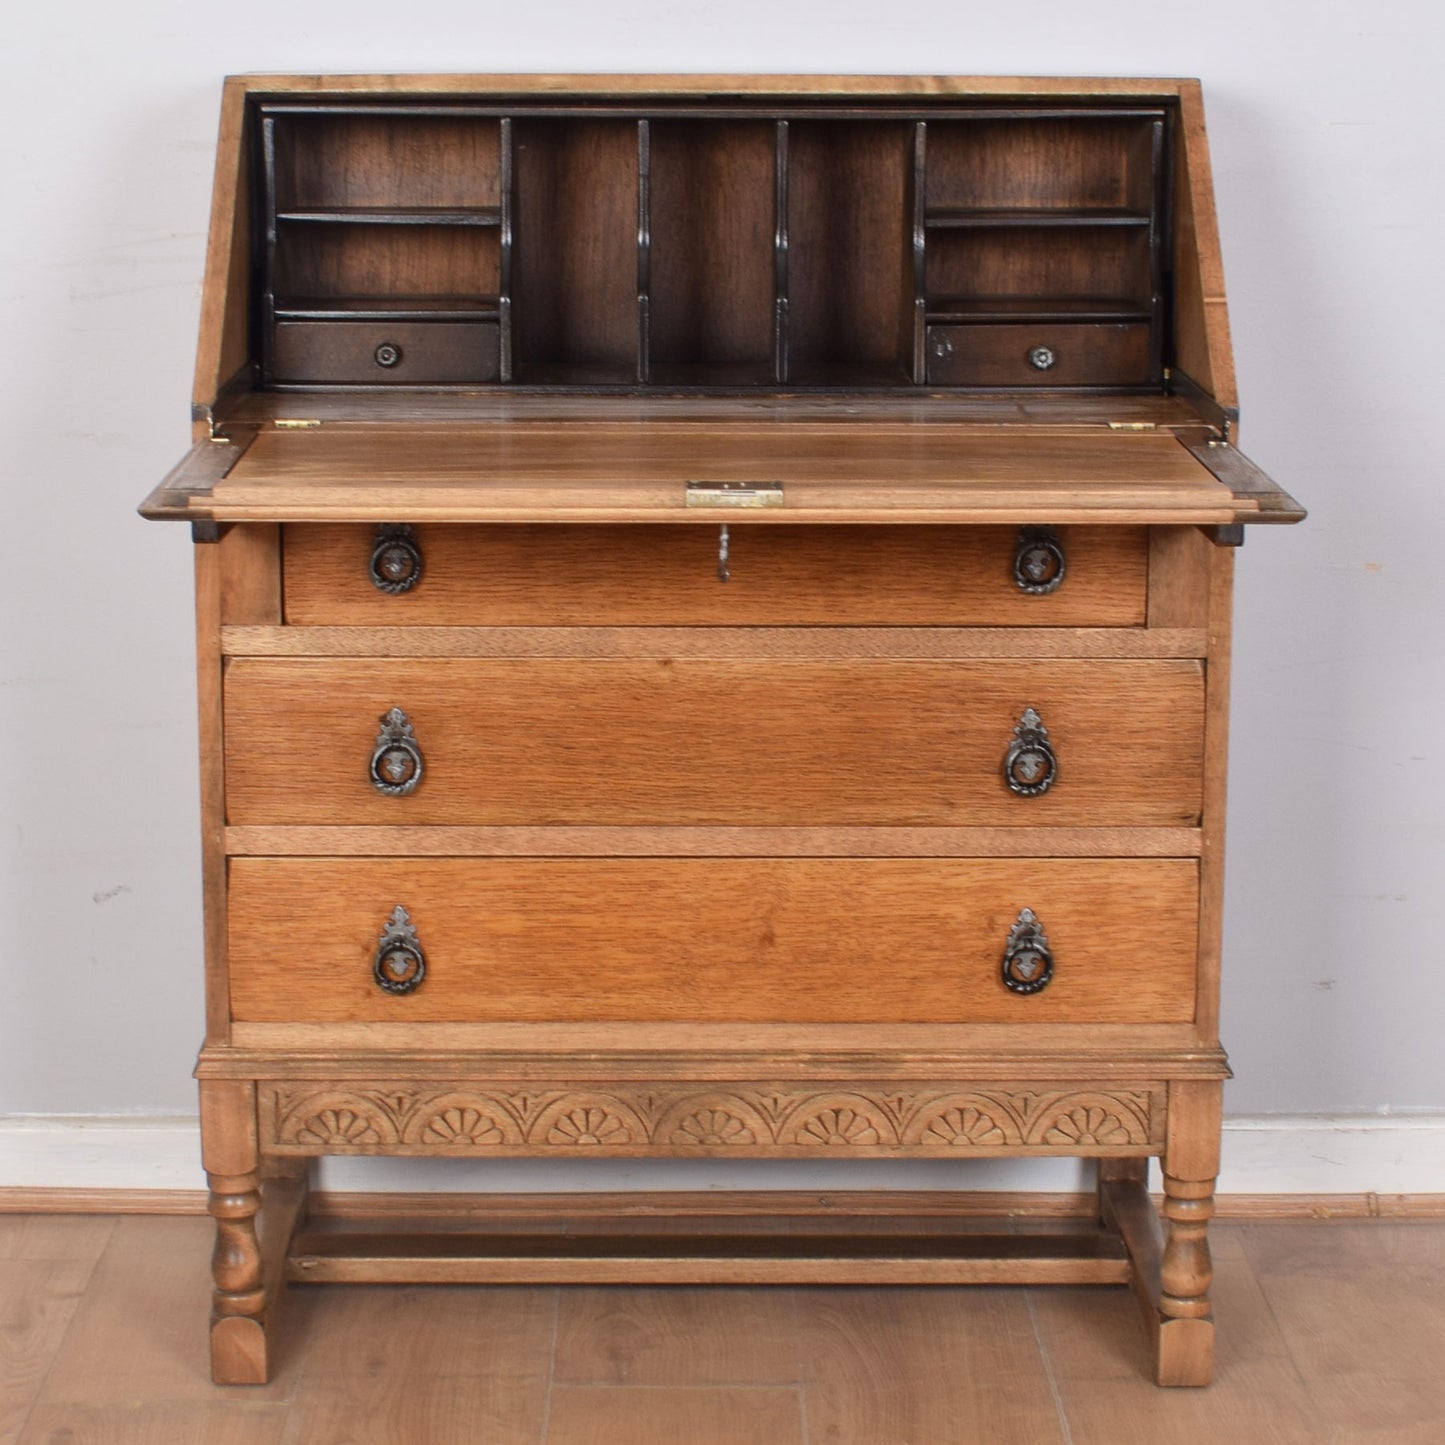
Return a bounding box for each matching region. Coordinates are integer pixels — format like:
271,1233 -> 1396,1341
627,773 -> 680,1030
201,1081 -> 270,1384
1154,1079 -> 1222,1386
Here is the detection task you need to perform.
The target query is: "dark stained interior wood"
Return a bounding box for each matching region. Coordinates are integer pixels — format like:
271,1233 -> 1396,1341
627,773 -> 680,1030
275,223 -> 500,303
926,227 -> 1152,312
786,121 -> 912,381
271,115 -> 502,211
512,119 -> 641,380
648,120 -> 777,379
924,116 -> 1158,214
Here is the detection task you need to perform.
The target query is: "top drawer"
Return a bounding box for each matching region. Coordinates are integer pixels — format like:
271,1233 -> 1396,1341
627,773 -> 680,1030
282,524 -> 1147,627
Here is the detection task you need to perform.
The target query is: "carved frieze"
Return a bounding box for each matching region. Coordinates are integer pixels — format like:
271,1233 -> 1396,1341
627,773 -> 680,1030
262,1083 -> 1162,1156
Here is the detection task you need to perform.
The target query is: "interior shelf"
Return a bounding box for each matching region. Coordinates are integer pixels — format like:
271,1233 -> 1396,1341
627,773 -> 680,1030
274,296 -> 501,320
924,208 -> 1151,228
276,206 -> 502,226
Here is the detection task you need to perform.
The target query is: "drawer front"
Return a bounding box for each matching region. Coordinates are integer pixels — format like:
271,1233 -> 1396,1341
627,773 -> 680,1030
281,524 -> 1148,627
926,324 -> 1151,388
223,658 -> 1204,826
228,857 -> 1199,1024
272,320 -> 500,384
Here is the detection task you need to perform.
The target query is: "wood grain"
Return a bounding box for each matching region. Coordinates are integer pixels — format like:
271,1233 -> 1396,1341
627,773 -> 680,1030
207,425 -> 1251,525
544,1386 -> 803,1445
226,856 -> 1199,1024
280,523 -> 1149,627
795,1286 -> 1067,1443
192,78 -> 251,426
222,824 -> 1204,858
274,1377 -> 548,1445
513,120 -> 640,375
226,624 -> 1207,659
649,121 -> 776,375
222,657 -> 1204,827
0,1259 -> 95,1442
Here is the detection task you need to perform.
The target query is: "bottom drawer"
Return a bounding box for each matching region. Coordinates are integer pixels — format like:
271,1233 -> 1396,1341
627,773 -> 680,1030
228,857 -> 1198,1025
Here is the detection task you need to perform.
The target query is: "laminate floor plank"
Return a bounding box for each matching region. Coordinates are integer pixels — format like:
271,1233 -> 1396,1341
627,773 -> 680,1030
553,1286 -> 802,1386
544,1385 -> 804,1445
36,1218 -> 308,1405
0,1262 -> 96,1445
792,1286 -> 1068,1444
0,1217 -> 115,1264
7,1215 -> 1445,1443
277,1375 -> 549,1445
297,1282 -> 558,1380
1031,1254 -> 1329,1443
18,1402 -> 291,1445
1241,1222 -> 1445,1440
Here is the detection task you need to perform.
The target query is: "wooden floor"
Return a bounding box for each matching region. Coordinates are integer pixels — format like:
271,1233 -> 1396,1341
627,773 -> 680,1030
2,1213 -> 1442,1443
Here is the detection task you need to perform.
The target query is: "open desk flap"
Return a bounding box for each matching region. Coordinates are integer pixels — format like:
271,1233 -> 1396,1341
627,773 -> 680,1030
1181,438 -> 1305,524
196,421 -> 1279,527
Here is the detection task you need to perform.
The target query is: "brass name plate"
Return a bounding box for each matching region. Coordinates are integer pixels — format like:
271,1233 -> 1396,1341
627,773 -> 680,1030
685,480 -> 785,508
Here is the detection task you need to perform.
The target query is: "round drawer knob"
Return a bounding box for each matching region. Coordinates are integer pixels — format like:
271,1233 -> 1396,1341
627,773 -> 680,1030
370,524 -> 423,594
374,905 -> 426,995
1013,527 -> 1066,595
1002,908 -> 1054,995
370,707 -> 424,796
374,341 -> 403,369
1004,707 -> 1057,796
1027,345 -> 1057,371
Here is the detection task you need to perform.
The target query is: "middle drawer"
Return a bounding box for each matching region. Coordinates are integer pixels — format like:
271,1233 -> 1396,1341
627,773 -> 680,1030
223,658 -> 1204,827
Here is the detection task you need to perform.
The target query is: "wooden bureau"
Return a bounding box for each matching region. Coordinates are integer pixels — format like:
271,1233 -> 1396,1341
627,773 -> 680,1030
141,73 -> 1303,1387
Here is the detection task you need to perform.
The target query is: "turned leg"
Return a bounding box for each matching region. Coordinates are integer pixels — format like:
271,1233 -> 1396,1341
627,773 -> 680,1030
1154,1080 -> 1222,1387
200,1080 -> 271,1384
208,1168 -> 267,1382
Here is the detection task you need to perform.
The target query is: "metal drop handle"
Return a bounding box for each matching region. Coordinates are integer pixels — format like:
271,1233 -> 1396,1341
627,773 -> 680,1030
370,524 -> 423,594
1013,527 -> 1066,594
370,707 -> 423,796
1002,908 -> 1054,995
1004,708 -> 1057,796
374,905 -> 426,995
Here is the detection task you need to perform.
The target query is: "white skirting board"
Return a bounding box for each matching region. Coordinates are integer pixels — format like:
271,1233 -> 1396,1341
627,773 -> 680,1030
0,1113 -> 1442,1196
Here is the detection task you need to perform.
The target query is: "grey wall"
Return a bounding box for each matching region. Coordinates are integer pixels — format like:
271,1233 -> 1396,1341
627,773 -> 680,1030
2,0 -> 1441,1119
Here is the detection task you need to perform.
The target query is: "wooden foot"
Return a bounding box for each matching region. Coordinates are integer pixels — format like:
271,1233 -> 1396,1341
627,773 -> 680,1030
208,1169 -> 269,1384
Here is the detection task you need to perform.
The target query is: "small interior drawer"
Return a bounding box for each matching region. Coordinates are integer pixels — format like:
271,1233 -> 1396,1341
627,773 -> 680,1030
280,524 -> 1149,626
926,323 -> 1151,387
227,856 -> 1200,1025
271,320 -> 500,384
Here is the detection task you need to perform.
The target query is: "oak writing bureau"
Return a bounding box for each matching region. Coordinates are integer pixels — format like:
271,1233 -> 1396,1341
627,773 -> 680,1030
141,74 -> 1303,1386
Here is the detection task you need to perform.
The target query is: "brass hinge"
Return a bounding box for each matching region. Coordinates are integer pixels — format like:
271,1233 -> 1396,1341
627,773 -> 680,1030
1107,421 -> 1157,432
274,418 -> 322,430
685,480 -> 785,508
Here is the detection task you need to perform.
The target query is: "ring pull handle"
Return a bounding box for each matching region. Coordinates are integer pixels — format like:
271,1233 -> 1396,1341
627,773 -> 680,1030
370,707 -> 424,797
370,524 -> 423,594
374,905 -> 426,995
1004,707 -> 1057,797
1013,527 -> 1066,595
1001,908 -> 1054,995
